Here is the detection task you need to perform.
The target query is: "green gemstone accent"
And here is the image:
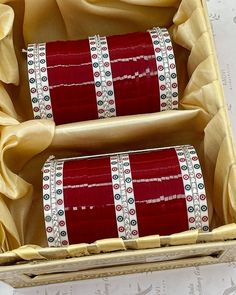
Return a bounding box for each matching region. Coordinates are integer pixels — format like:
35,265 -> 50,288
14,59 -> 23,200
117,216 -> 123,222
185,184 -> 191,191
32,98 -> 38,103
198,183 -> 204,189
128,198 -> 134,204
58,210 -> 64,216
201,205 -> 207,212
159,75 -> 165,81
188,206 -> 194,213
115,194 -> 121,200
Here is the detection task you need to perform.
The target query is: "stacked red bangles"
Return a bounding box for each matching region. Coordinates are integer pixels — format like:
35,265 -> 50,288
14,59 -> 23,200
42,145 -> 209,247
27,27 -> 178,125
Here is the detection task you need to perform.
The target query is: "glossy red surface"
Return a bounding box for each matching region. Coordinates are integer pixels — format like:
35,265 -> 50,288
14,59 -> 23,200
62,148 -> 188,244
46,31 -> 159,125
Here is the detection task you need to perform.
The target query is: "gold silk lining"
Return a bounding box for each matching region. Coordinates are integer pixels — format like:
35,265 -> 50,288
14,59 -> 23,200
0,0 -> 236,257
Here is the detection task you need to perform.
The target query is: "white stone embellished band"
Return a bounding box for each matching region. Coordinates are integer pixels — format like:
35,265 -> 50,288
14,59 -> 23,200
89,35 -> 117,119
148,27 -> 178,111
156,27 -> 178,109
110,154 -> 139,240
175,146 -> 209,232
27,43 -> 53,120
43,159 -> 69,247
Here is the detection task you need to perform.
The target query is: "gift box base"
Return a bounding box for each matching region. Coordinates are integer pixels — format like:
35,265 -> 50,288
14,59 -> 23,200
1,239 -> 236,288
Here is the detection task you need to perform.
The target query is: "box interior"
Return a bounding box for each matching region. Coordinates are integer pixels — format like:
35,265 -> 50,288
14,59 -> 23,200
0,0 -> 235,253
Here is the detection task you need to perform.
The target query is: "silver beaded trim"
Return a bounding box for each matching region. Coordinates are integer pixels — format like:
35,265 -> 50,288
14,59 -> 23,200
27,43 -> 53,120
155,27 -> 178,109
110,154 -> 139,240
89,35 -> 116,119
153,28 -> 172,110
175,145 -> 209,232
148,27 -> 178,111
49,160 -> 61,246
43,158 -> 69,247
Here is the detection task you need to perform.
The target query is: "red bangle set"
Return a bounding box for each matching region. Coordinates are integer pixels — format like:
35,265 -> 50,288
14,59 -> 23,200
27,28 -> 178,125
43,146 -> 209,247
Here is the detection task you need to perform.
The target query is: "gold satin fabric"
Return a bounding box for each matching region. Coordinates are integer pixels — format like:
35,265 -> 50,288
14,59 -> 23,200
0,0 -> 235,252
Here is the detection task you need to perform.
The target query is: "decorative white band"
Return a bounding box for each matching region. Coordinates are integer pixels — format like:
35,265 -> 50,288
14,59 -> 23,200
110,154 -> 139,240
89,35 -> 116,119
155,27 -> 178,109
148,29 -> 167,111
43,159 -> 69,247
27,43 -> 53,120
175,146 -> 209,232
148,27 -> 178,111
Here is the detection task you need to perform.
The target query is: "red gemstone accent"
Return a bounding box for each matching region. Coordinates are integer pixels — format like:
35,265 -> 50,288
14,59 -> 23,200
116,205 -> 122,211
132,230 -> 138,235
44,205 -> 50,211
172,83 -> 177,88
202,216 -> 208,222
59,220 -> 65,226
196,173 -> 202,179
127,187 -> 133,193
57,199 -> 63,205
129,209 -> 135,215
183,174 -> 189,180
114,184 -> 120,189
189,217 -> 195,223
187,195 -> 193,202
200,194 -> 206,200
160,85 -> 166,90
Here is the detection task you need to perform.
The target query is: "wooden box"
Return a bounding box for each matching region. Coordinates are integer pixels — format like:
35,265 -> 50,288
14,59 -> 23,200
0,0 -> 236,288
